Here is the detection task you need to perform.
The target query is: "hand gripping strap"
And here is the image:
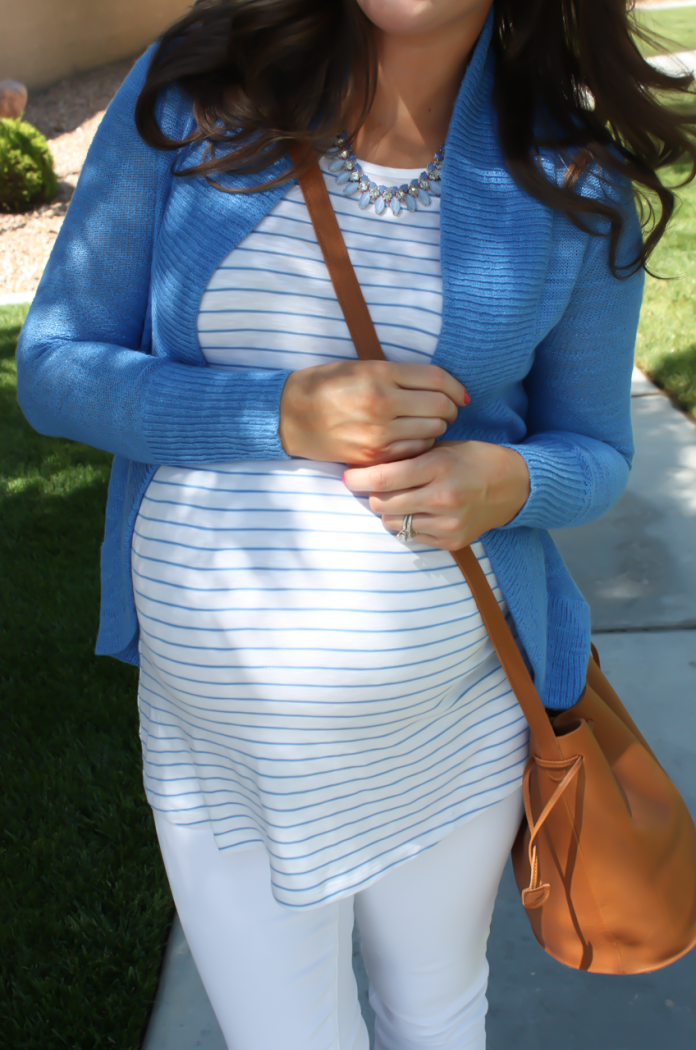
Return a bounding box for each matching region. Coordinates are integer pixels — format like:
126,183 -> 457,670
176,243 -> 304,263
291,148 -> 559,758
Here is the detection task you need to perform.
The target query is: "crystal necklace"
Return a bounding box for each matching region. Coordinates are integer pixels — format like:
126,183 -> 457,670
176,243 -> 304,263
325,133 -> 445,216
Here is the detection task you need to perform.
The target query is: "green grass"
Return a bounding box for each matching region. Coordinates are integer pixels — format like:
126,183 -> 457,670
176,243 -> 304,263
625,8 -> 696,418
636,160 -> 696,421
0,304 -> 173,1050
633,6 -> 696,56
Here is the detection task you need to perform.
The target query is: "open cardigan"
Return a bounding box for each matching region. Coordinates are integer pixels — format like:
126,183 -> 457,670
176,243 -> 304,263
15,15 -> 644,709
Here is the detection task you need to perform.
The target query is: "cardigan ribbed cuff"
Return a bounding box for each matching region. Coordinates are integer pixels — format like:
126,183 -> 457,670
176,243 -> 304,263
499,438 -> 592,531
143,362 -> 292,464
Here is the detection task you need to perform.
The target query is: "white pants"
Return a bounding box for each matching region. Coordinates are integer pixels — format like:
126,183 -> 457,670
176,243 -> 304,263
153,789 -> 523,1050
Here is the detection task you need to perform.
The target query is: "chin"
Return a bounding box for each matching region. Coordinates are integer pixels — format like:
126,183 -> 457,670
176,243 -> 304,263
356,0 -> 490,39
355,0 -> 452,36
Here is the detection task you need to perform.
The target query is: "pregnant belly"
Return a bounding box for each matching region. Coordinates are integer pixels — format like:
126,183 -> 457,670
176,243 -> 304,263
131,460 -> 505,719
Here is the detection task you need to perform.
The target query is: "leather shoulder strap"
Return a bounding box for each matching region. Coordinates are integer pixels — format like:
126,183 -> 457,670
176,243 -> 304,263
292,148 -> 559,757
290,145 -> 383,362
451,548 -> 558,753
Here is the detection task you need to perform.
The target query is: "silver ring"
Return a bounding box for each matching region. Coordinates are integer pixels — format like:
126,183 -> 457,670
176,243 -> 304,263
397,514 -> 416,542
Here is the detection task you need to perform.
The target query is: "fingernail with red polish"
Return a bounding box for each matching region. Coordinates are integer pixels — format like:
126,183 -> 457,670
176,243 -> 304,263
464,391 -> 471,406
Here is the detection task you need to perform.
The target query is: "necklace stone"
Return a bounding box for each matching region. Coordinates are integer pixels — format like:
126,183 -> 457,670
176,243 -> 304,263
325,134 -> 444,216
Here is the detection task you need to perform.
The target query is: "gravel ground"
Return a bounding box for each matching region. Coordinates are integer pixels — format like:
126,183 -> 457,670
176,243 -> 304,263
1,58 -> 135,296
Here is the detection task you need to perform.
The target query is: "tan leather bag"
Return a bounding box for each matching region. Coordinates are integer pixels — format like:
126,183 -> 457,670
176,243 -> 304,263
292,149 -> 696,974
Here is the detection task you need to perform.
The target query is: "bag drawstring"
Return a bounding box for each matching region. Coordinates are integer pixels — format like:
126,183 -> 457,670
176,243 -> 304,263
521,754 -> 584,909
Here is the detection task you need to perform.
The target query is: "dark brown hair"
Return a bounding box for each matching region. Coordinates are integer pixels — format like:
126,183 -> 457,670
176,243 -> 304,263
135,0 -> 696,273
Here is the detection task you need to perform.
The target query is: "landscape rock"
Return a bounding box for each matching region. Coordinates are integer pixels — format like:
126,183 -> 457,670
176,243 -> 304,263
0,79 -> 28,119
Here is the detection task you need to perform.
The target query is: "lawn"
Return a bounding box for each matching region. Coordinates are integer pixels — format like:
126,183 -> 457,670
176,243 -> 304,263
635,159 -> 696,421
0,303 -> 173,1050
633,5 -> 696,56
626,9 -> 696,420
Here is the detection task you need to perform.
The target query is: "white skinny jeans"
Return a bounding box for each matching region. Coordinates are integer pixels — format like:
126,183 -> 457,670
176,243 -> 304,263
153,788 -> 523,1050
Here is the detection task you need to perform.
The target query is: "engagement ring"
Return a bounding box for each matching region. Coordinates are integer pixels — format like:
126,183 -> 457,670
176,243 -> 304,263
397,514 -> 416,542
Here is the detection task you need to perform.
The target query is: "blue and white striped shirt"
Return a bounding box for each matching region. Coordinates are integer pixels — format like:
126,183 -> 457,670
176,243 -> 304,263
132,157 -> 528,909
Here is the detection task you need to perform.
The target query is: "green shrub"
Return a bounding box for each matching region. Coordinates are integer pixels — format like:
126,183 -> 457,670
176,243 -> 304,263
0,118 -> 57,213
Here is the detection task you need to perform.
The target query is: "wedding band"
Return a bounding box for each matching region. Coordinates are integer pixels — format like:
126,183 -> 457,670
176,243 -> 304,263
397,514 -> 416,542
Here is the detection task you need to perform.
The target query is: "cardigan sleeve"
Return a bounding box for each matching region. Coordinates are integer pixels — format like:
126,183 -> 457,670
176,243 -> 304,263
16,50 -> 290,465
500,192 -> 644,531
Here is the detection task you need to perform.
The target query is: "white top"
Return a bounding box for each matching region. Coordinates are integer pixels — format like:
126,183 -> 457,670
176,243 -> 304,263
132,156 -> 528,909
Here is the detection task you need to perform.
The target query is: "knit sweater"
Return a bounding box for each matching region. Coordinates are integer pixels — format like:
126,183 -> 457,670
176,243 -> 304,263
15,13 -> 644,708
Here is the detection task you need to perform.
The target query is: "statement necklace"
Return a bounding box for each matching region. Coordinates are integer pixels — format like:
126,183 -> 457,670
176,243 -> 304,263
325,133 -> 445,216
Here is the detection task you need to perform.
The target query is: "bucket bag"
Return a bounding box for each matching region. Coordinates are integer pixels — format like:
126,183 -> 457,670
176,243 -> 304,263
291,147 -> 696,974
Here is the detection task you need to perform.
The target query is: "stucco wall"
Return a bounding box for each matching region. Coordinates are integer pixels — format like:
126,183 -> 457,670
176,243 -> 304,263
0,0 -> 193,91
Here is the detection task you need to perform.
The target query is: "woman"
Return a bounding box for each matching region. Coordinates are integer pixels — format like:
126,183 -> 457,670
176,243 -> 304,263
16,0 -> 695,1047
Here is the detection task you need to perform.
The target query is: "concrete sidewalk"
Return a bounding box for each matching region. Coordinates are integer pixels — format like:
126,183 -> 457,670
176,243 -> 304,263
143,369 -> 696,1050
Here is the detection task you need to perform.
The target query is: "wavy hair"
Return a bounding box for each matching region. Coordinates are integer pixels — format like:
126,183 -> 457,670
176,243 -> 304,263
135,0 -> 696,273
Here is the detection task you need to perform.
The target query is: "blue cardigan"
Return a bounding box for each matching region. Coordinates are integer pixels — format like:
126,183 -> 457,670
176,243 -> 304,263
15,15 -> 643,708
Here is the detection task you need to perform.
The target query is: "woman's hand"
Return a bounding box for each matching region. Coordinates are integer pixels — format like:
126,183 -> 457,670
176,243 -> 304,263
342,440 -> 531,550
278,361 -> 468,466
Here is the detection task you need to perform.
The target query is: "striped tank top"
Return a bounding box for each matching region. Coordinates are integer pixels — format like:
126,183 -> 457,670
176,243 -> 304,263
132,156 -> 529,909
